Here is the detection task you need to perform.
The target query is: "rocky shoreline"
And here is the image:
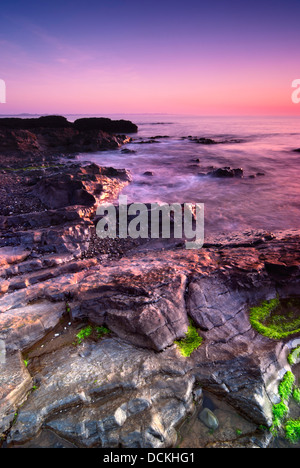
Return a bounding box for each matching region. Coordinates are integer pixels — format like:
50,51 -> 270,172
0,117 -> 299,448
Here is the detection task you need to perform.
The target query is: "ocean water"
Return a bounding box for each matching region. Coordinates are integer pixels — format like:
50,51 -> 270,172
75,114 -> 300,236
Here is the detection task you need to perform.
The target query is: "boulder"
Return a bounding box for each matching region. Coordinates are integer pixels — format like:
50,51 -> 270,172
32,175 -> 96,209
73,117 -> 138,133
208,167 -> 244,178
0,116 -> 137,155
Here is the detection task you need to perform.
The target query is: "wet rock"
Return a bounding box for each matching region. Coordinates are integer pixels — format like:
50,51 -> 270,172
198,408 -> 219,430
121,148 -> 137,154
189,137 -> 217,145
136,140 -> 161,144
208,167 -> 244,178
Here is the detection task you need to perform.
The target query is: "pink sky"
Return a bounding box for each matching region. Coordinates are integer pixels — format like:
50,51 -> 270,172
1,1 -> 300,116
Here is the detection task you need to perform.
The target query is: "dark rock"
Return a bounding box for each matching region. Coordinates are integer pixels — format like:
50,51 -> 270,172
32,175 -> 96,209
0,116 -> 137,156
191,137 -> 217,145
143,171 -> 154,176
150,135 -> 169,139
73,117 -> 138,134
208,167 -> 244,178
0,115 -> 71,130
121,148 -> 137,154
136,140 -> 160,144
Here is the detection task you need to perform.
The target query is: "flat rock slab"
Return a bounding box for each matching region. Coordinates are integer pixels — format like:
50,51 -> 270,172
0,301 -> 66,353
0,226 -> 299,447
0,351 -> 32,434
7,337 -> 194,448
0,246 -> 31,268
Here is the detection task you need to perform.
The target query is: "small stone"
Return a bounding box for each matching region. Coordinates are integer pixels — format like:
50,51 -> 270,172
198,408 -> 219,430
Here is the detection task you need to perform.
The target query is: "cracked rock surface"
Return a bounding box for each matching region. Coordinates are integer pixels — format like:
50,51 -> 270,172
0,134 -> 299,447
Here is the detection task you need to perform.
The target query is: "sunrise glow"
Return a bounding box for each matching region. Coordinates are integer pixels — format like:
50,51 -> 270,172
1,0 -> 300,116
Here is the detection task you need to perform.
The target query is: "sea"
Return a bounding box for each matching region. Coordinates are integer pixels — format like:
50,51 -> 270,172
75,114 -> 300,237
3,113 -> 300,237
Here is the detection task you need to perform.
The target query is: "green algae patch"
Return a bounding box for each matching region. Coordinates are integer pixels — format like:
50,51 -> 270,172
293,387 -> 300,404
288,345 -> 300,366
272,401 -> 289,428
76,325 -> 93,344
95,326 -> 110,338
285,420 -> 300,444
75,325 -> 111,345
249,297 -> 300,340
270,370 -> 300,440
175,323 -> 203,357
278,371 -> 295,401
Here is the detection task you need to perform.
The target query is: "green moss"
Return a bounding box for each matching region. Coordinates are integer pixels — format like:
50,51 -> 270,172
174,323 -> 203,357
95,326 -> 110,338
278,371 -> 295,402
293,387 -> 300,404
270,371 -> 297,434
288,345 -> 300,366
272,401 -> 289,428
75,325 -> 110,345
285,420 -> 300,444
249,297 -> 300,340
76,325 -> 93,344
0,164 -> 64,172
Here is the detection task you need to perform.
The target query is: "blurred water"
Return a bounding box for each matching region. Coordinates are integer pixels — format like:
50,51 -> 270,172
76,114 -> 300,236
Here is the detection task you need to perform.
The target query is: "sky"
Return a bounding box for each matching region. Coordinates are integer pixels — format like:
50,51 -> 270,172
0,0 -> 300,115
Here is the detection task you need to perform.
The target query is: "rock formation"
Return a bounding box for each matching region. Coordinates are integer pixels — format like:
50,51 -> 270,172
0,115 -> 137,158
0,119 -> 299,448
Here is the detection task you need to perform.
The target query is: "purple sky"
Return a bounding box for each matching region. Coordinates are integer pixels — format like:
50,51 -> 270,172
0,0 -> 300,115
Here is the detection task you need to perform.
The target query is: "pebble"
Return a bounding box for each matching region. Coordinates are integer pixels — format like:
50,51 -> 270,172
198,408 -> 219,430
